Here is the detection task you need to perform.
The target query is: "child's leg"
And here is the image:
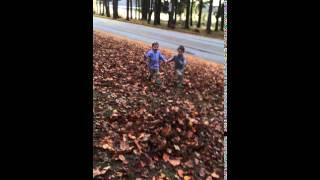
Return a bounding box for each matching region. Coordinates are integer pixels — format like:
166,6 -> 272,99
176,69 -> 184,87
155,70 -> 161,84
148,69 -> 155,81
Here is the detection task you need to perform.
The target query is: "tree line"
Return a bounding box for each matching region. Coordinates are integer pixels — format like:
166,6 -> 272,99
96,0 -> 224,33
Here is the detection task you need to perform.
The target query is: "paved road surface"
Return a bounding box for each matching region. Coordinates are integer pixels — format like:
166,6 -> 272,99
93,16 -> 224,64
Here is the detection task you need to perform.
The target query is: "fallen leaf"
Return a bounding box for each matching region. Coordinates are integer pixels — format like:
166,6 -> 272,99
102,144 -> 114,151
128,133 -> 136,139
194,158 -> 200,165
199,168 -> 206,177
211,172 -> 220,178
168,159 -> 181,166
184,160 -> 194,168
134,139 -> 142,153
163,153 -> 170,162
177,169 -> 184,177
118,154 -> 128,164
120,141 -> 130,151
174,144 -> 180,151
161,125 -> 171,137
93,167 -> 107,178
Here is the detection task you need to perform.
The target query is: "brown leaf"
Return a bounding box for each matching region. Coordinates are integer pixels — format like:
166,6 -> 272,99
187,131 -> 194,138
199,168 -> 206,177
134,139 -> 142,153
128,133 -> 136,140
174,144 -> 180,151
161,125 -> 171,137
120,141 -> 130,151
168,159 -> 180,166
93,167 -> 107,178
177,169 -> 184,177
163,153 -> 170,162
118,154 -> 128,164
184,160 -> 194,168
194,158 -> 200,165
211,172 -> 220,178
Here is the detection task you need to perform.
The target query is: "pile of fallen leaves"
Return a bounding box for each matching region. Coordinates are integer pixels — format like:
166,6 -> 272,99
93,31 -> 224,180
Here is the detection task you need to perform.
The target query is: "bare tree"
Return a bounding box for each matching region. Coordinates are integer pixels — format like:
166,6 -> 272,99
99,0 -> 102,15
197,0 -> 203,28
185,0 -> 190,29
190,0 -> 194,26
220,2 -> 224,31
206,0 -> 213,33
141,0 -> 149,20
148,0 -> 154,24
154,0 -> 161,25
102,0 -> 105,15
174,0 -> 178,24
127,0 -> 130,20
215,0 -> 221,31
168,0 -> 175,28
130,0 -> 133,19
135,0 -> 138,19
105,0 -> 111,17
113,0 -> 119,18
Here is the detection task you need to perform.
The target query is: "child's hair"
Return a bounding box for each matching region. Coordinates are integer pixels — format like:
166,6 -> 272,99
177,45 -> 185,52
152,42 -> 159,47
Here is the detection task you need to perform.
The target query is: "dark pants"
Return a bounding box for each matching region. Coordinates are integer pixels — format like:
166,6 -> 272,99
176,68 -> 184,84
148,68 -> 160,82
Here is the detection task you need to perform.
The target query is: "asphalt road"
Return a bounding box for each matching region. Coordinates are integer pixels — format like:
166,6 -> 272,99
93,16 -> 224,64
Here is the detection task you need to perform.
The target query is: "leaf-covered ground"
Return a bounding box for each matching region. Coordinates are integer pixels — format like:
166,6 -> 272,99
93,30 -> 224,180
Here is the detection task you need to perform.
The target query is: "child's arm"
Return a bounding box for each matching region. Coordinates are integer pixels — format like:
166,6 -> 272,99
144,50 -> 151,64
166,56 -> 175,63
159,53 -> 167,62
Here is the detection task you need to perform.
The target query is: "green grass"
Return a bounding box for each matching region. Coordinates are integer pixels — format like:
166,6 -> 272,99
94,14 -> 224,39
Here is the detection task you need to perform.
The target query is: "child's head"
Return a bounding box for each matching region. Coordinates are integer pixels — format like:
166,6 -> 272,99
152,42 -> 159,51
177,45 -> 185,55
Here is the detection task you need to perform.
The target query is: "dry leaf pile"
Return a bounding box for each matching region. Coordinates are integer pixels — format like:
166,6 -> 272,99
93,31 -> 224,180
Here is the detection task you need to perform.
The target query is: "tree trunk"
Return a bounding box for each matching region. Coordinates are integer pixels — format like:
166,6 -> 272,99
127,0 -> 130,20
99,0 -> 102,15
220,3 -> 224,31
197,0 -> 203,28
113,0 -> 119,18
102,0 -> 105,15
168,0 -> 174,28
141,0 -> 148,20
130,0 -> 133,19
215,0 -> 221,31
135,0 -> 138,19
190,0 -> 194,26
153,0 -> 157,25
148,0 -> 153,23
185,0 -> 190,29
174,0 -> 177,24
207,0 -> 213,33
138,0 -> 141,19
105,0 -> 111,17
154,0 -> 161,25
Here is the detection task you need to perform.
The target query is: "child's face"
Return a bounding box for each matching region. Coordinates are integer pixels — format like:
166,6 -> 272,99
152,44 -> 159,51
178,49 -> 184,55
